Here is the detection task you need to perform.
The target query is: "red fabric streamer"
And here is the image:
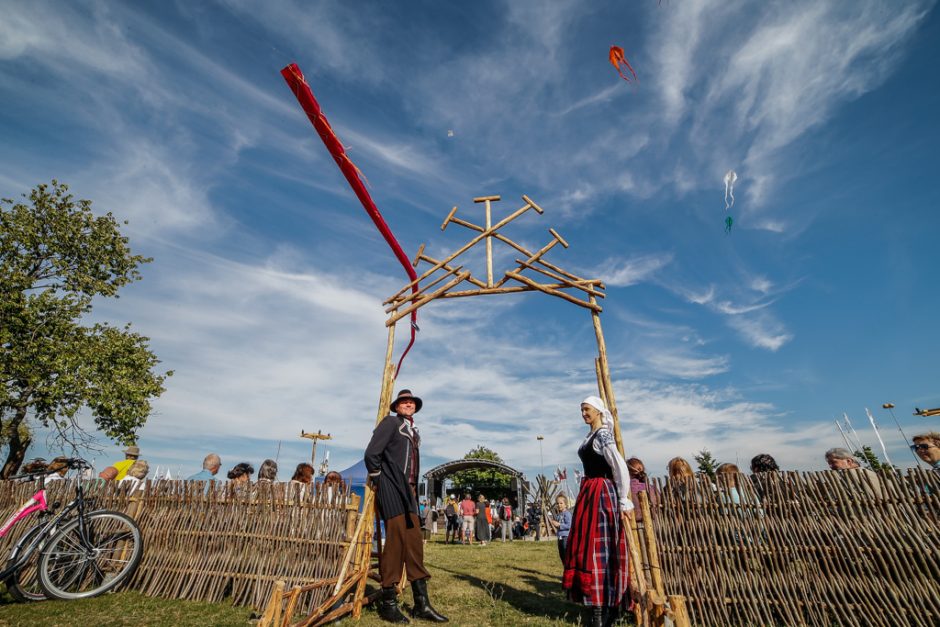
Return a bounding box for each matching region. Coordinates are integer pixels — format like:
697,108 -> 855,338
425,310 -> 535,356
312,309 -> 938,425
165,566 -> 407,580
280,63 -> 418,377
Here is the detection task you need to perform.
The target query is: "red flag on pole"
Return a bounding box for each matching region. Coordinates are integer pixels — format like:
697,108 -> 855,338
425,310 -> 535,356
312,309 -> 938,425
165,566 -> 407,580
280,63 -> 419,376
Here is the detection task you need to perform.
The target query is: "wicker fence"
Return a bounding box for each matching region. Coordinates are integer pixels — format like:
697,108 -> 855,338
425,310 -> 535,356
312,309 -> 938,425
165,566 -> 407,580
0,479 -> 358,615
644,468 -> 940,627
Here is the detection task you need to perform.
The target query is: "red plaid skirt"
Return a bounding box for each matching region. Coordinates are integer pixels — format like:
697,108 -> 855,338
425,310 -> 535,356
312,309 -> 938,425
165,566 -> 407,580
562,477 -> 630,608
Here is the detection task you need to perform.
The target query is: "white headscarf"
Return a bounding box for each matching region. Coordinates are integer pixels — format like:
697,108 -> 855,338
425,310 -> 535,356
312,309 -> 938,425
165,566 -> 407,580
581,396 -> 614,431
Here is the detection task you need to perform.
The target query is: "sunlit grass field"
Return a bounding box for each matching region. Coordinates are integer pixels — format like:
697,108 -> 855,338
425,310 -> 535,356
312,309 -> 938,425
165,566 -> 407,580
0,536 -> 611,626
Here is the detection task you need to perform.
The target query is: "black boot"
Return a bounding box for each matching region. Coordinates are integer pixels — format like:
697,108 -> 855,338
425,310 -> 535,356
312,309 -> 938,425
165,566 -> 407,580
588,606 -> 604,627
378,587 -> 410,623
410,578 -> 448,622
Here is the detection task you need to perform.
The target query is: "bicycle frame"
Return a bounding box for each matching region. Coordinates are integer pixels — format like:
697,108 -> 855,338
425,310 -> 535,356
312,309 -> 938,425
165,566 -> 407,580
0,490 -> 48,538
0,480 -> 90,582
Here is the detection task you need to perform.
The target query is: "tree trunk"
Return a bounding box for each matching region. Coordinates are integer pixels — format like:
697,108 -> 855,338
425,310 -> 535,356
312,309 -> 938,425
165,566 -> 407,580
1,407 -> 31,479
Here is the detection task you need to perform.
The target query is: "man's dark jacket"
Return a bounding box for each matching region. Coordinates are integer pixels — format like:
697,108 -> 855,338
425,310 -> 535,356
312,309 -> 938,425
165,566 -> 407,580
364,413 -> 420,522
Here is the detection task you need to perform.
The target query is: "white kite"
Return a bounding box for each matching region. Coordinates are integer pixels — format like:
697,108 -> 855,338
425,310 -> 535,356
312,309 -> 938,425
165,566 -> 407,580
723,170 -> 737,210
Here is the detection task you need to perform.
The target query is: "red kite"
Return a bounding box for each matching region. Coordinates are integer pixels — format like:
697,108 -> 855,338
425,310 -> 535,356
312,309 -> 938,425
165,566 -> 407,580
609,46 -> 637,82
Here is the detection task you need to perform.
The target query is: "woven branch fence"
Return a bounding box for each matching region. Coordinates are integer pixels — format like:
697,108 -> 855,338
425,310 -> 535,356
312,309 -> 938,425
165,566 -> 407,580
0,479 -> 358,615
642,468 -> 940,627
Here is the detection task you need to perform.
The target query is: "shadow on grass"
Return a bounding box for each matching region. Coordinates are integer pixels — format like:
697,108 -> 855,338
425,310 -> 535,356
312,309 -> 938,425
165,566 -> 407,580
435,564 -> 583,623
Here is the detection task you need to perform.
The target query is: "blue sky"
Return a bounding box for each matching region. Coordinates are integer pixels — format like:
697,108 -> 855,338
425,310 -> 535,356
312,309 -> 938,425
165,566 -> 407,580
2,0 -> 938,481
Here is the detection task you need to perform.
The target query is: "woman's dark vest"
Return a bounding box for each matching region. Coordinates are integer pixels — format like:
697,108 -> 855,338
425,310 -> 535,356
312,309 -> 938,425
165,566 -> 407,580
578,429 -> 613,480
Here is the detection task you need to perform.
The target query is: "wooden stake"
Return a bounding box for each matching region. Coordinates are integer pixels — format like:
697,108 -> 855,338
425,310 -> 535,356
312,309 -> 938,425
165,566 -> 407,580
474,195 -> 498,287
505,271 -> 601,311
384,200 -> 535,302
589,294 -> 622,454
669,595 -> 692,627
384,264 -> 463,312
639,491 -> 664,597
509,258 -> 606,298
439,282 -> 600,299
385,271 -> 472,325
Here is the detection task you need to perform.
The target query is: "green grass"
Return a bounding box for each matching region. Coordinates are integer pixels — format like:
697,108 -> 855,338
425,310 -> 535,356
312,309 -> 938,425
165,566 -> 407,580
0,537 -> 613,626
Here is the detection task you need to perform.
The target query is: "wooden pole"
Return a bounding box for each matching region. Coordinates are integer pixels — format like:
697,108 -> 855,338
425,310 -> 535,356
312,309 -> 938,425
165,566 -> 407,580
589,295 -> 622,454
505,271 -> 601,311
384,199 -> 536,302
595,358 -> 607,404
385,271 -> 472,326
474,195 -> 498,287
639,491 -> 664,596
669,595 -> 692,627
438,282 -> 600,299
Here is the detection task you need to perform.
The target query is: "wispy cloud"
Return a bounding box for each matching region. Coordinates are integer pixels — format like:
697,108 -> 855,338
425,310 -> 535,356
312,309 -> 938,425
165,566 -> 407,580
593,253 -> 674,287
727,313 -> 793,352
644,352 -> 730,380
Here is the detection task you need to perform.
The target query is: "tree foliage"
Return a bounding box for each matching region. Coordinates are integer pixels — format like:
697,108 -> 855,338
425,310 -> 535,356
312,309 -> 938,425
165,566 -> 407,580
853,446 -> 894,472
0,181 -> 171,476
694,448 -> 720,479
448,445 -> 512,494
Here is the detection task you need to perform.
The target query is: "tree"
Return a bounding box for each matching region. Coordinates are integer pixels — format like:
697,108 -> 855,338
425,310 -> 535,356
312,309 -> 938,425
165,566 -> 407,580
0,181 -> 171,477
448,446 -> 512,494
694,448 -> 719,479
853,446 -> 894,472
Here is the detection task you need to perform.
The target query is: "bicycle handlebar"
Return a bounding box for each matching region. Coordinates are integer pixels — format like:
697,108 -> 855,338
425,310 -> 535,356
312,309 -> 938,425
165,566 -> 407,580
7,457 -> 91,481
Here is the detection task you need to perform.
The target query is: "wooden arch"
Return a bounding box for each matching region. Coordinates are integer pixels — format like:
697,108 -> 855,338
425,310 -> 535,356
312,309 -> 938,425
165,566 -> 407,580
304,194 -> 685,627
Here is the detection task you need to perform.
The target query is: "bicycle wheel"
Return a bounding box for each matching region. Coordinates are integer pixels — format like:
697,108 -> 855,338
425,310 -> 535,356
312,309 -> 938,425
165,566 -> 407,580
5,522 -> 48,602
37,510 -> 143,600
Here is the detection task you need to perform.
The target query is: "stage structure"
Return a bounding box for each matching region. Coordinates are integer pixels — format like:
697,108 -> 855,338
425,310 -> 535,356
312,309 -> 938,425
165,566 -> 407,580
423,458 -> 527,507
272,194 -> 689,627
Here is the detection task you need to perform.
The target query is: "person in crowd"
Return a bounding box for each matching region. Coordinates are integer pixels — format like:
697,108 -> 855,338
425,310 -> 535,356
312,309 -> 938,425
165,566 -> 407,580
512,516 -> 525,539
364,389 -> 447,623
109,445 -> 140,480
460,493 -> 476,545
257,459 -> 278,484
323,470 -> 345,503
666,456 -> 696,501
444,495 -> 459,544
290,463 -> 314,485
716,463 -> 743,505
499,497 -> 513,542
288,463 -> 314,497
423,499 -> 437,544
474,493 -> 491,546
527,502 -> 542,540
43,456 -> 70,485
750,453 -> 780,473
548,494 -> 572,562
824,447 -> 884,499
627,457 -> 658,522
749,453 -> 781,501
20,459 -> 48,477
119,460 -> 150,490
187,453 -> 222,482
98,466 -> 119,481
911,432 -> 940,474
228,462 -> 254,483
562,396 -> 634,627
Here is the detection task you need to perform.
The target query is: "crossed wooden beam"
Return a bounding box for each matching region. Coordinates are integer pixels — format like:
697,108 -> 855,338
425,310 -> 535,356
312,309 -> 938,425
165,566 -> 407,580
383,194 -> 605,325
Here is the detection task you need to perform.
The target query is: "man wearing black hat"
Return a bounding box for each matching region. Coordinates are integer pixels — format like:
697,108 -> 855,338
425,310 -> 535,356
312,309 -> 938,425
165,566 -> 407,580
365,390 -> 447,624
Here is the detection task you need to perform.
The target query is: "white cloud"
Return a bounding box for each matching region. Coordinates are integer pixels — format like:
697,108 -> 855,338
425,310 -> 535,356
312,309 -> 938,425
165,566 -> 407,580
644,352 -> 730,380
727,313 -> 793,352
594,253 -> 674,287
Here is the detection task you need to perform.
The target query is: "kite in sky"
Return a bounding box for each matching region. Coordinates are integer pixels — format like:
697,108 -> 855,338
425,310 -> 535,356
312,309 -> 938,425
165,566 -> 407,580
723,170 -> 737,209
609,46 -> 637,82
723,170 -> 738,233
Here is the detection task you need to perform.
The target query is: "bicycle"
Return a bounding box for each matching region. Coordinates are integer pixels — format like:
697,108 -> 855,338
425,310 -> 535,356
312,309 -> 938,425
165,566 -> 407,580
0,457 -> 143,601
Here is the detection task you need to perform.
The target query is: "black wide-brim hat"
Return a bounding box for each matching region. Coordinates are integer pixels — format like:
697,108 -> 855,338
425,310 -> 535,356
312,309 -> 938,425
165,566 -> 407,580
391,389 -> 423,413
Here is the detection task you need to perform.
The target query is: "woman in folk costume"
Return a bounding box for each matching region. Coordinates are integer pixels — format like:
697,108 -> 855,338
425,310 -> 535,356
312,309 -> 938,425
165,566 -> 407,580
563,396 -> 634,627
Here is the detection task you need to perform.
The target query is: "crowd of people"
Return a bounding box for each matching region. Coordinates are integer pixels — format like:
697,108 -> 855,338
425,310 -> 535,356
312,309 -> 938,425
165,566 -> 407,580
16,382 -> 939,627
19,446 -> 348,496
